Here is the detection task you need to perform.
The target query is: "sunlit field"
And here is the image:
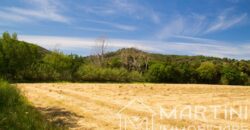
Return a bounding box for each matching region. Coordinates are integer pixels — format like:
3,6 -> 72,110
18,83 -> 250,130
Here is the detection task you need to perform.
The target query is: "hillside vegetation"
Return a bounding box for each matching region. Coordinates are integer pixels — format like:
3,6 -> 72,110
0,32 -> 250,85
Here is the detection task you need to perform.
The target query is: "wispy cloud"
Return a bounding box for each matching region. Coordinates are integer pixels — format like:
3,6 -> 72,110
85,20 -> 137,31
19,35 -> 157,52
19,34 -> 250,59
81,6 -> 116,16
0,10 -> 31,22
0,0 -> 70,23
156,16 -> 185,39
156,14 -> 207,39
81,0 -> 160,24
156,8 -> 247,40
112,0 -> 160,23
75,27 -> 119,33
205,8 -> 247,33
5,7 -> 69,23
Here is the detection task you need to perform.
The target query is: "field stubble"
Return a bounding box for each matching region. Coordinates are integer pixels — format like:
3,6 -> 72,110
17,83 -> 250,130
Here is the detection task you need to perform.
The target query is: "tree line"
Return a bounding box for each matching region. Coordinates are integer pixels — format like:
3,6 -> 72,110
0,32 -> 249,85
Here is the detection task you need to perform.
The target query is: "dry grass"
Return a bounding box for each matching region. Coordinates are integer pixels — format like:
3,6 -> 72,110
17,83 -> 250,130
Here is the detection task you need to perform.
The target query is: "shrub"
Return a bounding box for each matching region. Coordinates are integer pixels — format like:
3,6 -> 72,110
0,80 -> 62,130
220,64 -> 242,85
146,63 -> 176,83
196,61 -> 219,83
76,64 -> 143,82
128,71 -> 144,82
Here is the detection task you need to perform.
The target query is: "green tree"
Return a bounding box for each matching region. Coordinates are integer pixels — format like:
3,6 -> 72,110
0,32 -> 42,81
146,63 -> 176,83
220,64 -> 242,85
77,64 -> 136,82
196,61 -> 218,83
12,33 -> 18,40
42,51 -> 73,81
2,32 -> 11,41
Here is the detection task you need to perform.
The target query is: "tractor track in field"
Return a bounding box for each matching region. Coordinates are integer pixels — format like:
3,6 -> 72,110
18,83 -> 250,130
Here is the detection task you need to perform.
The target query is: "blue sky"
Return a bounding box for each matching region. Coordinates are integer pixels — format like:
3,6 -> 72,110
0,0 -> 250,59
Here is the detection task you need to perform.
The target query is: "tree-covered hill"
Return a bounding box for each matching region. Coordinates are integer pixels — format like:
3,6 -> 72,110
0,32 -> 249,85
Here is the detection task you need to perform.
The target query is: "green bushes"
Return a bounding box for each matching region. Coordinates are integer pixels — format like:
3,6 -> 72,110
146,61 -> 250,85
0,32 -> 250,85
220,64 -> 247,85
146,63 -> 167,82
76,64 -> 144,82
196,61 -> 219,83
0,33 -> 43,81
146,63 -> 196,83
0,80 -> 62,130
25,52 -> 73,81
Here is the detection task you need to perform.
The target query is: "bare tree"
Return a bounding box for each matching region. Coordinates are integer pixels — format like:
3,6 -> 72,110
120,48 -> 149,72
91,36 -> 108,67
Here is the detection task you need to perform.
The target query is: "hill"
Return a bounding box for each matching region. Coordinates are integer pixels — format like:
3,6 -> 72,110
0,32 -> 249,85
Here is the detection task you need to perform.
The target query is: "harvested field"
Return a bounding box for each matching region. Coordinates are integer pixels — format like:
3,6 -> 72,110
17,83 -> 250,130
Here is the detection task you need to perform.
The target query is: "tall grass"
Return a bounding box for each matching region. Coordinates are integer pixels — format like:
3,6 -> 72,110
0,80 -> 64,130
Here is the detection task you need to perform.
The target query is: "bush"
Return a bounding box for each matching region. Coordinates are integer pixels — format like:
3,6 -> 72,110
146,63 -> 176,83
128,71 -> 144,82
0,80 -> 63,130
220,64 -> 242,85
76,64 -> 144,82
196,61 -> 219,83
146,63 -> 166,82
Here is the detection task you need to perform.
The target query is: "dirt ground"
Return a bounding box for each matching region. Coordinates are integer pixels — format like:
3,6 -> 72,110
17,83 -> 250,130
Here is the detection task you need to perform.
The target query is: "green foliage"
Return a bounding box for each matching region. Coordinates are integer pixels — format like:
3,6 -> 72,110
220,64 -> 242,85
24,52 -> 84,82
0,32 -> 249,85
109,57 -> 122,68
2,32 -> 11,41
0,32 -> 43,81
196,61 -> 218,83
77,64 -> 144,82
146,63 -> 182,83
12,33 -> 18,40
146,63 -> 168,82
0,80 -> 63,130
43,51 -> 73,80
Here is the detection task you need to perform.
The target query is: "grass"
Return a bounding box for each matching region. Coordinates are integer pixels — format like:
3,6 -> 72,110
0,80 -> 65,130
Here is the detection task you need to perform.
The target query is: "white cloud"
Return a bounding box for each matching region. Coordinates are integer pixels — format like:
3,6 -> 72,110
81,0 -> 160,24
156,17 -> 185,39
156,8 -> 247,39
205,9 -> 247,33
156,14 -> 207,39
81,6 -> 116,15
112,24 -> 137,31
19,34 -> 250,60
85,20 -> 137,31
0,0 -> 70,23
5,7 -> 69,23
171,35 -> 223,44
0,10 -> 31,22
19,35 -> 156,52
76,27 -> 119,33
110,0 -> 160,23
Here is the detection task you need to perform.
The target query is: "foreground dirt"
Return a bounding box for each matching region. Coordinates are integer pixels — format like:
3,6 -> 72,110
17,83 -> 250,130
